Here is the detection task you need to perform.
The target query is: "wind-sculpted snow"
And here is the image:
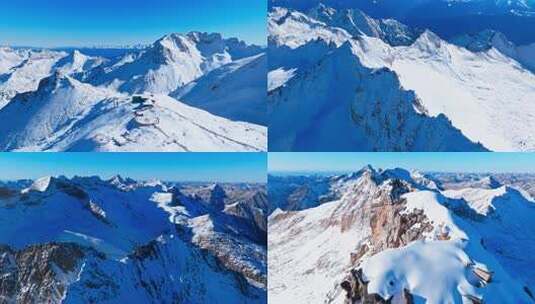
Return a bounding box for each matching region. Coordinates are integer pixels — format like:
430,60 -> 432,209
0,176 -> 267,303
268,166 -> 535,303
269,4 -> 535,151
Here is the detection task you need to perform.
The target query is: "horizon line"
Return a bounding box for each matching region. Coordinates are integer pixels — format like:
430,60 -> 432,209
0,174 -> 266,184
268,169 -> 535,175
1,31 -> 267,50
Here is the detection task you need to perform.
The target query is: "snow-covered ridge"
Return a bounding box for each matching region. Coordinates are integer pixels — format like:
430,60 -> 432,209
268,166 -> 535,303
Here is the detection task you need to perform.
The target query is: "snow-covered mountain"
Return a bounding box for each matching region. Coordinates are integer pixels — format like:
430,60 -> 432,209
429,172 -> 535,199
268,4 -> 535,151
306,3 -> 422,46
0,48 -> 67,108
270,0 -> 535,45
54,50 -> 108,75
0,176 -> 267,303
268,167 -> 535,303
451,29 -> 535,72
270,0 -> 535,17
0,32 -> 267,151
83,32 -> 263,96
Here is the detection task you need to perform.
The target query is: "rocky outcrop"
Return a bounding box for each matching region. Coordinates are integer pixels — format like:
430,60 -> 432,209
209,184 -> 227,210
333,174 -> 435,302
0,243 -> 85,304
341,269 -> 414,304
225,191 -> 268,234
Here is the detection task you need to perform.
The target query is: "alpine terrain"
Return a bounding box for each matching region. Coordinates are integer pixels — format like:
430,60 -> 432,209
0,32 -> 266,151
0,175 -> 267,303
268,2 -> 535,151
268,167 -> 535,303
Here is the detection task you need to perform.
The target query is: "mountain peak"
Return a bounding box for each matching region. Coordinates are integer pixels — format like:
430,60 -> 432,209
415,30 -> 442,47
479,176 -> 502,189
357,164 -> 377,176
25,176 -> 54,192
210,183 -> 226,196
108,174 -> 127,185
71,49 -> 83,57
186,31 -> 224,44
209,183 -> 227,210
308,2 -> 338,18
33,71 -> 79,95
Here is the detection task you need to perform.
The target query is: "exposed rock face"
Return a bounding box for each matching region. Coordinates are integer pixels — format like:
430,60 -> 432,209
331,175 -> 436,303
225,191 -> 269,235
341,269 -> 417,304
0,243 -> 85,304
209,184 -> 227,210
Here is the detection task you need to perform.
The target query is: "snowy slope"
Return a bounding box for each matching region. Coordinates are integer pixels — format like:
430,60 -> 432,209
0,176 -> 267,303
269,5 -> 535,151
269,7 -> 352,49
0,73 -> 266,152
0,49 -> 67,109
172,53 -> 267,125
386,31 -> 535,151
0,47 -> 29,74
268,167 -> 535,303
452,29 -> 535,72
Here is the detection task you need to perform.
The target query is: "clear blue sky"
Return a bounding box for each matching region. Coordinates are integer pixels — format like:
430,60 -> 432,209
0,0 -> 266,47
0,153 -> 266,182
269,153 -> 535,173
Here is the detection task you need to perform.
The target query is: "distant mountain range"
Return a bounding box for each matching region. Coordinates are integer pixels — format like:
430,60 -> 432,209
270,0 -> 535,44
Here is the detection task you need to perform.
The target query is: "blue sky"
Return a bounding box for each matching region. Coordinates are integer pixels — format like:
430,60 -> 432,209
0,0 -> 266,47
0,153 -> 266,182
269,153 -> 535,173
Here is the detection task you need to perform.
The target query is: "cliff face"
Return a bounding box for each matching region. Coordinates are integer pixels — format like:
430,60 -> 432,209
0,243 -> 85,304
